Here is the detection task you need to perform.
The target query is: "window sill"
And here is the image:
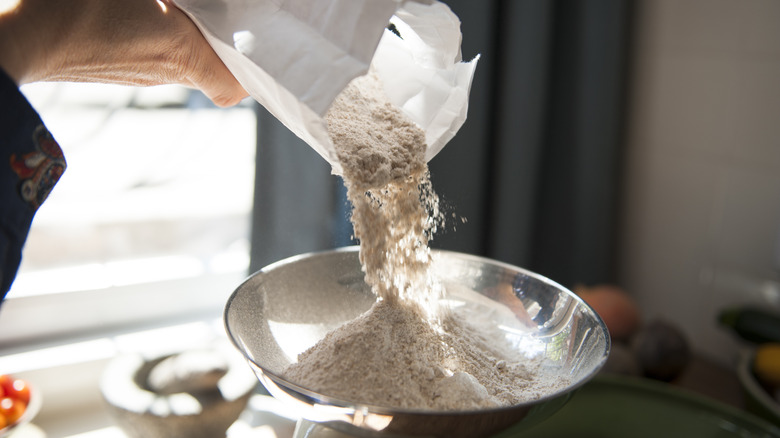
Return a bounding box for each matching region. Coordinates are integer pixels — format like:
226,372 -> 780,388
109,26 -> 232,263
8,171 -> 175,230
1,315 -> 300,438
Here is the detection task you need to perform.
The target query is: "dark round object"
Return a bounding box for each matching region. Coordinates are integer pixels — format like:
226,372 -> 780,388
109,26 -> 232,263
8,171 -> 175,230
601,343 -> 642,377
631,319 -> 691,381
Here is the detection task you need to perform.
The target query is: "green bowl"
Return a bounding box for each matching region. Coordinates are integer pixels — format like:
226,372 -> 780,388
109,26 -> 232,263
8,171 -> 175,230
494,374 -> 780,437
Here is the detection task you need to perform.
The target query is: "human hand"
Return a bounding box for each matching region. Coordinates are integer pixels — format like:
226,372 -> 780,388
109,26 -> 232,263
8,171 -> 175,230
0,0 -> 248,107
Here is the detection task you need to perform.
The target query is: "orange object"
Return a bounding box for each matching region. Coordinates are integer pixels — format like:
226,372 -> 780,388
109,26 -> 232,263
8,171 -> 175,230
753,343 -> 780,388
576,284 -> 642,342
0,397 -> 25,425
4,379 -> 30,406
0,375 -> 9,398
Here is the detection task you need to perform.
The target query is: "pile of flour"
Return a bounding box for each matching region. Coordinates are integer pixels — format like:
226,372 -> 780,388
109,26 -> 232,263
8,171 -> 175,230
282,72 -> 556,410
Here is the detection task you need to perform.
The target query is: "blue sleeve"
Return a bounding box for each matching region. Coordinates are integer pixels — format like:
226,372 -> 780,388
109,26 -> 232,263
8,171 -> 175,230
0,69 -> 66,301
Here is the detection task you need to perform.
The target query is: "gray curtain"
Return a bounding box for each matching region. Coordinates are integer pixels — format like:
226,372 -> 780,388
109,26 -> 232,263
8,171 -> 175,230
250,0 -> 633,289
248,108 -> 343,271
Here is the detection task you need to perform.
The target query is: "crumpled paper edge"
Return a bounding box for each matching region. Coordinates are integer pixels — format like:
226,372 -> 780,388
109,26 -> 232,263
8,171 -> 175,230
376,1 -> 479,162
174,0 -> 477,175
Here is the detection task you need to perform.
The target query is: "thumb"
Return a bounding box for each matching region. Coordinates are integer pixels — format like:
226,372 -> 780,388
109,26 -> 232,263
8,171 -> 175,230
194,47 -> 249,107
167,0 -> 248,107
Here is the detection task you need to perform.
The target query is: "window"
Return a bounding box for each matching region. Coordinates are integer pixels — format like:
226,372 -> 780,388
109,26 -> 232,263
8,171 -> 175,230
0,82 -> 256,347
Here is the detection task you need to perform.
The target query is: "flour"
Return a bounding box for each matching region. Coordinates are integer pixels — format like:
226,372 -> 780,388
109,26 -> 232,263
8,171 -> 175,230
281,72 -> 562,410
325,72 -> 442,317
327,73 -> 427,193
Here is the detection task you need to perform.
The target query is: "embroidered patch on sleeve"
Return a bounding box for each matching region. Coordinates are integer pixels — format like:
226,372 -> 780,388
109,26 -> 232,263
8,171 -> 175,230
10,124 -> 66,209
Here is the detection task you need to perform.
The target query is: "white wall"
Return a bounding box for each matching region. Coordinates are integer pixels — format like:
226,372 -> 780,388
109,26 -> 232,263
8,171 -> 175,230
620,0 -> 780,365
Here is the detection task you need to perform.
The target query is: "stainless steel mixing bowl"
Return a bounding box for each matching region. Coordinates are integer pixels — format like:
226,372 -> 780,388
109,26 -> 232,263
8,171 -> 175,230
224,247 -> 610,437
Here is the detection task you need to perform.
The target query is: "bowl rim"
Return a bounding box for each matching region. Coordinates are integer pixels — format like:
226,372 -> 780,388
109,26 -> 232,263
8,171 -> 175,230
223,245 -> 611,415
737,348 -> 780,421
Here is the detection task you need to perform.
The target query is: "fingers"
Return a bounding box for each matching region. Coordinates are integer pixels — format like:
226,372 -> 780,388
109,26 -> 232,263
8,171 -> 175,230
164,0 -> 248,107
192,42 -> 249,107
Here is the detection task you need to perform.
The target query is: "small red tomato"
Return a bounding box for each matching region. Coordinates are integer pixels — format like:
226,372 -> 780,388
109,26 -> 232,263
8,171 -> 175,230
0,375 -> 9,398
4,379 -> 30,406
0,397 -> 25,425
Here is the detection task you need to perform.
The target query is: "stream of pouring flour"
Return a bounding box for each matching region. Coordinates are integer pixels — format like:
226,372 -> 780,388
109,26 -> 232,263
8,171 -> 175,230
281,73 -> 566,411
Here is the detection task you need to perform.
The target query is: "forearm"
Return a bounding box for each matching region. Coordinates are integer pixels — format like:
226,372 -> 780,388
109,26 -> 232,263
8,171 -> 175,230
0,0 -> 247,106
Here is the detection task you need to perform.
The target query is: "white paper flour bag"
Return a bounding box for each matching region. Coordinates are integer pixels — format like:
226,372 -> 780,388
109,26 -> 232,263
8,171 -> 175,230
174,0 -> 478,174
